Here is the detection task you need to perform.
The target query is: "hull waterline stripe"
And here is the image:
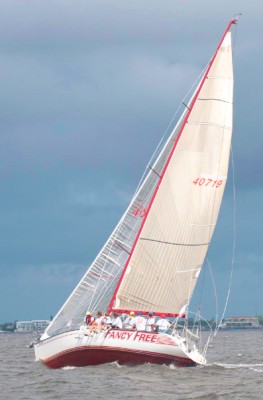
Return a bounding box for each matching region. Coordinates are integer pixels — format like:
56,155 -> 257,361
43,345 -> 194,368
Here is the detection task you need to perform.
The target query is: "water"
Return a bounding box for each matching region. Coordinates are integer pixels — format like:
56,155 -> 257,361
1,330 -> 263,399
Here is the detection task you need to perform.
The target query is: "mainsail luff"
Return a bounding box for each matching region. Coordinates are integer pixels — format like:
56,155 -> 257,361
110,19 -> 236,315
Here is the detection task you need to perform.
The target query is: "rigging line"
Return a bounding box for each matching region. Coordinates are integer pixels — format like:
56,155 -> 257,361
139,237 -> 210,247
209,20 -> 239,340
231,14 -> 240,71
159,64 -> 208,143
186,270 -> 197,326
89,259 -> 127,310
86,181 -> 150,311
182,101 -> 190,110
89,262 -> 123,308
87,160 -> 161,312
91,270 -> 123,313
147,164 -> 162,178
195,260 -> 207,328
87,236 -> 126,311
202,259 -> 220,353
212,145 -> 236,339
130,67 -> 210,218
113,239 -> 131,255
47,198 -> 134,334
206,259 -> 219,329
132,65 -> 208,199
233,14 -> 241,53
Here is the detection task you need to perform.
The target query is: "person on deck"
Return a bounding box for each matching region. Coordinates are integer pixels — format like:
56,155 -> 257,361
132,311 -> 146,331
95,311 -> 105,331
88,311 -> 104,334
123,311 -> 135,329
95,311 -> 104,325
102,312 -> 112,327
85,311 -> 95,326
155,314 -> 171,333
145,312 -> 155,332
81,311 -> 95,335
111,312 -> 123,329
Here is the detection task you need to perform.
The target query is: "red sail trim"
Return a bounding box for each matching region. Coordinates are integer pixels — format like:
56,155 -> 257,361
111,309 -> 185,318
108,18 -> 237,314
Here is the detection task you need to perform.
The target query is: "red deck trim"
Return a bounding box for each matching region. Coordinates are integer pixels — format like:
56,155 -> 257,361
111,309 -> 185,318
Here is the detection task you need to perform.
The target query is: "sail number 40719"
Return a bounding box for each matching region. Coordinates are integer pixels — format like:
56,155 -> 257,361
193,178 -> 223,188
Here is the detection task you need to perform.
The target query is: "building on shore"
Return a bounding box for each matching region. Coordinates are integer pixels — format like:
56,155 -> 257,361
15,320 -> 50,333
220,316 -> 260,330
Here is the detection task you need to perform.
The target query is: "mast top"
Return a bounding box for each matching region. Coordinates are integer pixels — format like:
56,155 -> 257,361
232,14 -> 242,24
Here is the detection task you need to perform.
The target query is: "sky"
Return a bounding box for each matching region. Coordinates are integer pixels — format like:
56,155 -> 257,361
1,0 -> 263,323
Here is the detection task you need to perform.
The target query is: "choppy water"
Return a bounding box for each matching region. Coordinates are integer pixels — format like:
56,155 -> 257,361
1,329 -> 263,399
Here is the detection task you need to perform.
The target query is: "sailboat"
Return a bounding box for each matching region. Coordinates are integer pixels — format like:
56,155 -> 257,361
34,18 -> 238,368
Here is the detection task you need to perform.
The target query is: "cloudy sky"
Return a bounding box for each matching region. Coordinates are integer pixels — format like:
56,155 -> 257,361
1,0 -> 263,323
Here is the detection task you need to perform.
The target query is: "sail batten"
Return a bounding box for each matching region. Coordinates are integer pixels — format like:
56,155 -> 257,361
187,121 -> 232,128
139,238 -> 210,247
197,99 -> 232,105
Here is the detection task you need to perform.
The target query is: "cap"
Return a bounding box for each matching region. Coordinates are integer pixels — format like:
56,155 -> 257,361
160,314 -> 166,318
149,312 -> 154,316
137,311 -> 143,316
130,311 -> 135,316
86,311 -> 91,315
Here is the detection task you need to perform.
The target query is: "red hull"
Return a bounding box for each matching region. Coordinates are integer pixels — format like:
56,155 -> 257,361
44,346 -> 196,369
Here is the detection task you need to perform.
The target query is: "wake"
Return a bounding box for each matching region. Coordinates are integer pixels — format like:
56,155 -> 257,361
212,362 -> 263,371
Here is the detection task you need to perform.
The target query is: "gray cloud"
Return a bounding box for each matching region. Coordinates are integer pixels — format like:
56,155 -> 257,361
1,0 -> 263,322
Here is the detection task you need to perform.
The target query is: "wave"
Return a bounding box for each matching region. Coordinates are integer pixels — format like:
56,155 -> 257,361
213,362 -> 263,370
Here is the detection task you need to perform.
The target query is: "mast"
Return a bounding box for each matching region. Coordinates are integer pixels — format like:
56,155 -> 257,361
108,18 -> 237,315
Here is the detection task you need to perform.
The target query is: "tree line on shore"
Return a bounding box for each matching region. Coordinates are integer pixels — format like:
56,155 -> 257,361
0,322 -> 16,332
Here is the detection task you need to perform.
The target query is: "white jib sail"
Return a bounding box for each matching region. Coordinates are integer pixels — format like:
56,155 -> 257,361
44,86 -> 189,338
113,32 -> 233,315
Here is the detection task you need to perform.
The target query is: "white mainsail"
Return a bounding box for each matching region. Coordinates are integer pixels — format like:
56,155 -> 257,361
44,28 -> 234,339
111,32 -> 233,315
